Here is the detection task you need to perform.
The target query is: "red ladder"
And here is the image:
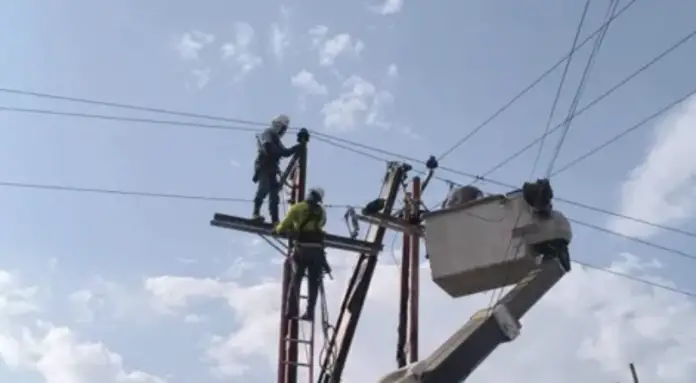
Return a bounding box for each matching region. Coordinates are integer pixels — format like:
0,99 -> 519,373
281,293 -> 316,383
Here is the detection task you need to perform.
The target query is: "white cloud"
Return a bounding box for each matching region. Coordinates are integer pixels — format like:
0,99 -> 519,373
308,25 -> 329,48
174,31 -> 215,61
145,253 -> 696,382
318,33 -> 365,66
190,67 -> 211,89
220,22 -> 263,79
0,270 -> 39,316
25,326 -> 166,383
321,75 -> 393,131
269,6 -> 291,60
387,63 -> 399,79
609,95 -> 696,239
371,0 -> 405,15
291,70 -> 328,96
143,275 -> 279,377
0,270 -> 163,383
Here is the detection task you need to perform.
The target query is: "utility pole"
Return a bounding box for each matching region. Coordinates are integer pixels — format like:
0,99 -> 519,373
629,363 -> 640,383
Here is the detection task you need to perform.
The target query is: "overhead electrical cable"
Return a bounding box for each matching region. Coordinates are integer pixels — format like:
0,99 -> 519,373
530,0 -> 591,178
0,177 -> 692,300
550,86 -> 696,176
435,0 -> 639,162
0,106 -> 259,133
490,0 -> 596,310
476,25 -> 696,181
1,104 -> 694,239
545,0 -> 619,177
574,260 -> 696,299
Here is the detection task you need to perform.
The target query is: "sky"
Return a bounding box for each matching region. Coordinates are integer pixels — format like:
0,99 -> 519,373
0,0 -> 696,382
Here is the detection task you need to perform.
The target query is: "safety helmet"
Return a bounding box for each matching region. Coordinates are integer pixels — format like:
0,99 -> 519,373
271,114 -> 290,136
308,187 -> 325,203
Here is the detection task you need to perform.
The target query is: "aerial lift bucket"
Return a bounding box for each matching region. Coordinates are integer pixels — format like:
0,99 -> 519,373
423,189 -> 572,298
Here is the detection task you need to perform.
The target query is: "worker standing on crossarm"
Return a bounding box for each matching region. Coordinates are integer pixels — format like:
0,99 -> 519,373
252,114 -> 299,225
273,187 -> 332,320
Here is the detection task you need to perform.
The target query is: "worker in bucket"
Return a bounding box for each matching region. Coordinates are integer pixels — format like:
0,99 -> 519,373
252,114 -> 299,225
443,185 -> 483,208
272,187 -> 332,320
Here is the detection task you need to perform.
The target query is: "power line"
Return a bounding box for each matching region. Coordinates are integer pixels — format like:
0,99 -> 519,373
0,117 -> 692,301
0,88 -> 267,127
474,25 -> 696,181
545,0 -> 618,177
551,86 -> 696,176
435,0 -> 638,162
0,181 -> 689,309
531,0 -> 591,178
2,103 -> 694,240
574,260 -> 696,299
0,176 -> 692,300
555,198 -> 696,239
569,218 -> 696,261
309,142 -> 696,261
0,106 -> 260,133
0,180 -> 351,209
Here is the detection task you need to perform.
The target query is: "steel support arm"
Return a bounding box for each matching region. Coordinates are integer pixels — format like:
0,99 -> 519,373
418,258 -> 567,383
317,162 -> 408,383
211,214 -> 382,254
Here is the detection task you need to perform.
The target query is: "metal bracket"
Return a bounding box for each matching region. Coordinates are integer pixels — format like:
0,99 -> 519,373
355,213 -> 423,236
211,213 -> 382,254
344,207 -> 360,239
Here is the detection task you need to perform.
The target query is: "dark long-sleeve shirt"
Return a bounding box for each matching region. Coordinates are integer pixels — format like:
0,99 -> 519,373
256,127 -> 295,170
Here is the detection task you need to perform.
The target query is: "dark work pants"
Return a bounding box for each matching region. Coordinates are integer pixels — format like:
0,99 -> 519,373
287,245 -> 325,317
253,168 -> 280,222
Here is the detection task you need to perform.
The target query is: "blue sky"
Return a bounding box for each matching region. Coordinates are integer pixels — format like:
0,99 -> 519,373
0,0 -> 696,382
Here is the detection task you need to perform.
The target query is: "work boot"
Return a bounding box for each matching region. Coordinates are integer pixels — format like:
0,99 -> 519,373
269,205 -> 280,226
251,202 -> 264,222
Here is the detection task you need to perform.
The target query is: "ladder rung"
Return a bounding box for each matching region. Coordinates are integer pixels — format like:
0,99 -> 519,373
286,337 -> 312,344
283,360 -> 312,367
288,316 -> 314,322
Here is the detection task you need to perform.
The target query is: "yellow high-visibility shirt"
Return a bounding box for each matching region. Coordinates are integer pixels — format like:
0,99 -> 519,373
274,201 -> 326,234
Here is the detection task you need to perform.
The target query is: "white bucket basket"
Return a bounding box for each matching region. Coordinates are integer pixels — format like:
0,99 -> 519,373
423,191 -> 572,298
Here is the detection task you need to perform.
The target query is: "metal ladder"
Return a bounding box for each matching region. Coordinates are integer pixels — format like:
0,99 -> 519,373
283,291 -> 317,383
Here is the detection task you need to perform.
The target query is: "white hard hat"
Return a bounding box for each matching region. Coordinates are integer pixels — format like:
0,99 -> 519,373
272,114 -> 290,127
309,187 -> 325,202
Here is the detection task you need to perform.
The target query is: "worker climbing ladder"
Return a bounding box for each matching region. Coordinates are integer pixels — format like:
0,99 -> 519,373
280,158 -> 316,383
210,129 -> 390,383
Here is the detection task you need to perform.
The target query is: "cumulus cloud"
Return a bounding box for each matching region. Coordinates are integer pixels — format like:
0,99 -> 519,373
143,275 -> 279,377
144,252 -> 696,382
173,31 -> 215,61
220,22 -> 263,78
308,25 -> 329,48
318,33 -> 364,66
291,70 -> 328,96
0,270 -> 163,383
321,75 -> 394,131
370,0 -> 405,15
20,326 -> 166,383
609,95 -> 696,239
269,6 -> 291,61
189,67 -> 211,89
